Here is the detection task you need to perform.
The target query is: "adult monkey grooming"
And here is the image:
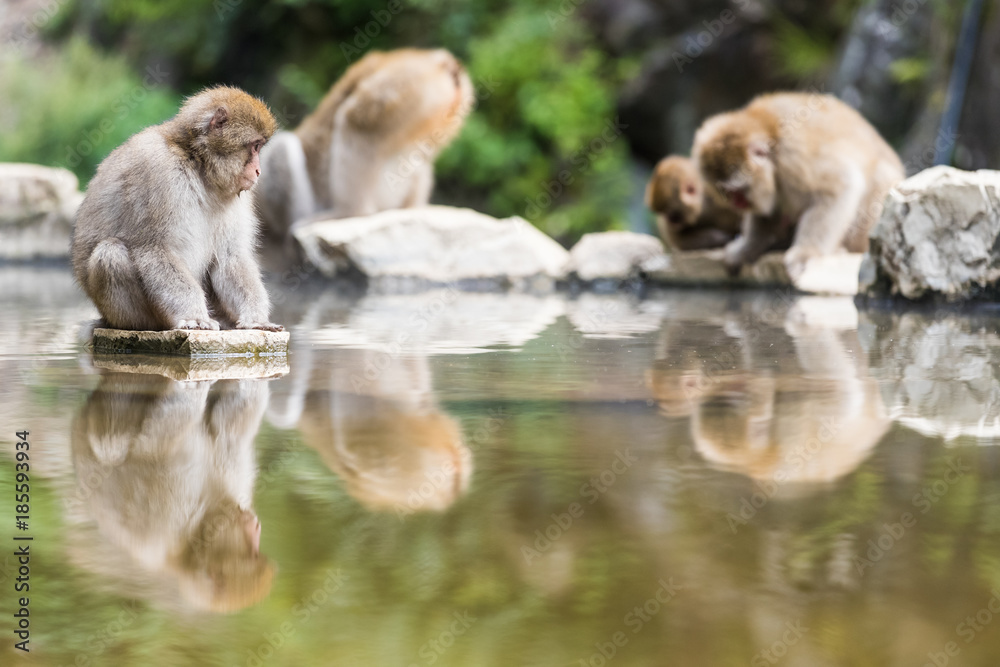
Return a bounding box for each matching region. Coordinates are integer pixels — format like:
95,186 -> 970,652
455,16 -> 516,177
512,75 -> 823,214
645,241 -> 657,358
256,48 -> 474,238
692,92 -> 904,277
72,86 -> 282,331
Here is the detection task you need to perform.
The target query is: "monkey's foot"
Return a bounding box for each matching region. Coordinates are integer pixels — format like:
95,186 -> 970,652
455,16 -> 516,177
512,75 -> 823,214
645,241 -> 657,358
176,318 -> 221,331
783,247 -> 815,281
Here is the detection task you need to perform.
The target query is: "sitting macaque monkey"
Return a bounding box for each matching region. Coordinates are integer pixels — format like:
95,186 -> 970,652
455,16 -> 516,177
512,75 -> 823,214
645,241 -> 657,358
72,86 -> 282,331
645,155 -> 742,251
257,48 -> 475,238
692,92 -> 904,277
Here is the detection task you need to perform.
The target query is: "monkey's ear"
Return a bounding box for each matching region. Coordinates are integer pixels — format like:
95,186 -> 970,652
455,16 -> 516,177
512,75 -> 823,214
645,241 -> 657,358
208,107 -> 229,133
748,138 -> 770,161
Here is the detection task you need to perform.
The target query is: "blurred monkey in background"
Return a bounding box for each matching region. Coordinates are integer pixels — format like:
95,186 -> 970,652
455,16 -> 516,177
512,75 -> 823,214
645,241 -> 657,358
257,48 -> 475,238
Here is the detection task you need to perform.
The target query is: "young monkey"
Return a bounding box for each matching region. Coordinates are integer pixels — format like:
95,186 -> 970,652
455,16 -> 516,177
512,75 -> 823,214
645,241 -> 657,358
72,86 -> 282,332
257,48 -> 475,238
692,92 -> 904,278
645,155 -> 742,251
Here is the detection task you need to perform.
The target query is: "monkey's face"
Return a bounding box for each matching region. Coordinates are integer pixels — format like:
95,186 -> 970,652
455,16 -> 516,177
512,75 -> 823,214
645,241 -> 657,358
238,138 -> 265,192
646,157 -> 703,229
688,374 -> 779,478
697,126 -> 777,216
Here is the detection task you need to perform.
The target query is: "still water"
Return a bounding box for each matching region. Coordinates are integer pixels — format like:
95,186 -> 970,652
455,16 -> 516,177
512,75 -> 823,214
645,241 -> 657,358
2,266 -> 1000,666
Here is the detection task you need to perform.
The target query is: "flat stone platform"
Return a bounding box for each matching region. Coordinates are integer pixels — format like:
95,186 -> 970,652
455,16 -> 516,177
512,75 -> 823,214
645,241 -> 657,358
90,328 -> 289,358
90,353 -> 289,381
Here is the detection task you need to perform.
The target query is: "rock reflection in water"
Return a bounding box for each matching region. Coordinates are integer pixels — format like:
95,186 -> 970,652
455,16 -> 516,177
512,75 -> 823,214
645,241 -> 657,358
69,373 -> 274,613
649,295 -> 889,488
861,309 -> 1000,442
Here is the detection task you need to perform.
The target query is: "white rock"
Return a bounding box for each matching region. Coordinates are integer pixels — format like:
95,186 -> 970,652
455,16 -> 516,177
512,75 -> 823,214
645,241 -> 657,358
862,165 -> 1000,300
643,249 -> 863,296
0,163 -> 84,260
565,230 -> 666,282
292,206 -> 569,288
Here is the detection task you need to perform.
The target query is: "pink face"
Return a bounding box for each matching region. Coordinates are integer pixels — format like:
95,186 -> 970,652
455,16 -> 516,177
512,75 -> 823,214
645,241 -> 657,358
239,139 -> 264,192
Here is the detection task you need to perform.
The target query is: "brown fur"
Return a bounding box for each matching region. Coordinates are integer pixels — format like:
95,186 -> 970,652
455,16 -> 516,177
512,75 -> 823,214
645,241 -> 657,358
645,156 -> 742,251
72,86 -> 281,332
692,92 -> 904,277
257,48 -> 475,238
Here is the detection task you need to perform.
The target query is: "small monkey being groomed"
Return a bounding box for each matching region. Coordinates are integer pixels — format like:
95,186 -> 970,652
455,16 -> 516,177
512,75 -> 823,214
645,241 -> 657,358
645,155 -> 743,252
692,92 -> 904,278
256,48 -> 475,239
71,86 -> 283,332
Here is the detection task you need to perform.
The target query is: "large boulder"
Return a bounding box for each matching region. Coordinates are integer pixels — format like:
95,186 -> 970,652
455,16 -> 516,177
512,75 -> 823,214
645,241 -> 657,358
0,163 -> 83,260
861,166 -> 1000,300
292,206 -> 569,290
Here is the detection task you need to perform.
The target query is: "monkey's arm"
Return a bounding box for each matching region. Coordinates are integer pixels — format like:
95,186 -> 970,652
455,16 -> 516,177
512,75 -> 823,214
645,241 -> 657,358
784,170 -> 866,278
723,214 -> 782,274
210,248 -> 282,331
401,162 -> 435,208
132,248 -> 219,330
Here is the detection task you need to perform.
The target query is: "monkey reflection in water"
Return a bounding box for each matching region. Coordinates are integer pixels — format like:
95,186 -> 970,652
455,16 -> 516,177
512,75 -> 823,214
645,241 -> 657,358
649,305 -> 889,486
71,374 -> 274,612
269,349 -> 471,515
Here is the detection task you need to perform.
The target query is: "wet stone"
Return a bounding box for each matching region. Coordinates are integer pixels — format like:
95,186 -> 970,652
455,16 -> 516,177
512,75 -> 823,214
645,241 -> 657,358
90,328 -> 289,358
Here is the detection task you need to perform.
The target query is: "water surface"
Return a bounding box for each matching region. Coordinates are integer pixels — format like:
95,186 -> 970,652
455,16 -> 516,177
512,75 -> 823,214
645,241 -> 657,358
2,266 -> 1000,666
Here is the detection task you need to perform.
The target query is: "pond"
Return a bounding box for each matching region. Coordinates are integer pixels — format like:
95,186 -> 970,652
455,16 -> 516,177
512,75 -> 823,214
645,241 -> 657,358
2,265 -> 1000,666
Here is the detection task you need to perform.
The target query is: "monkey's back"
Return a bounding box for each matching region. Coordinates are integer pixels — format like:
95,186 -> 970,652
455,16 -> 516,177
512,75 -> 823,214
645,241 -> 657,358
72,127 -> 209,285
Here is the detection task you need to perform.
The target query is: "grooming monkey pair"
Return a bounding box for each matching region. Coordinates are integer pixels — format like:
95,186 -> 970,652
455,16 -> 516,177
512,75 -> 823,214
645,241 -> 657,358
72,49 -> 472,331
646,93 -> 904,278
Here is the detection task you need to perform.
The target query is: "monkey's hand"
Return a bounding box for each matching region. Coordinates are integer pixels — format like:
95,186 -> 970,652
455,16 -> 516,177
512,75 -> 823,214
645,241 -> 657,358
722,238 -> 747,278
176,318 -> 221,330
237,321 -> 285,332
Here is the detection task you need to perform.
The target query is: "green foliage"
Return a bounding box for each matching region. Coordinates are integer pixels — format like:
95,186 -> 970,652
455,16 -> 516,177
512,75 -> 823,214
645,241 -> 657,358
771,16 -> 836,79
0,38 -> 179,186
889,57 -> 932,84
436,6 -> 635,240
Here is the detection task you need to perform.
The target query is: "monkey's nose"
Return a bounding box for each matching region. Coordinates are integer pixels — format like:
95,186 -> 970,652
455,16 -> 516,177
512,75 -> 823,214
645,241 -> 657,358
255,169 -> 260,177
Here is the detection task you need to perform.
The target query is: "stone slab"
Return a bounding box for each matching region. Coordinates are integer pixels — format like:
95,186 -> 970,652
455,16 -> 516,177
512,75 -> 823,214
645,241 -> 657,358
91,328 -> 289,358
91,353 -> 289,381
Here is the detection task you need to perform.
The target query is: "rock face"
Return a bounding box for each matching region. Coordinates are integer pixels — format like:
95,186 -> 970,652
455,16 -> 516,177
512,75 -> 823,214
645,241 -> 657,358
565,230 -> 665,283
91,328 -> 289,358
292,206 -> 569,289
643,249 -> 864,297
0,163 -> 83,260
861,166 -> 1000,301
